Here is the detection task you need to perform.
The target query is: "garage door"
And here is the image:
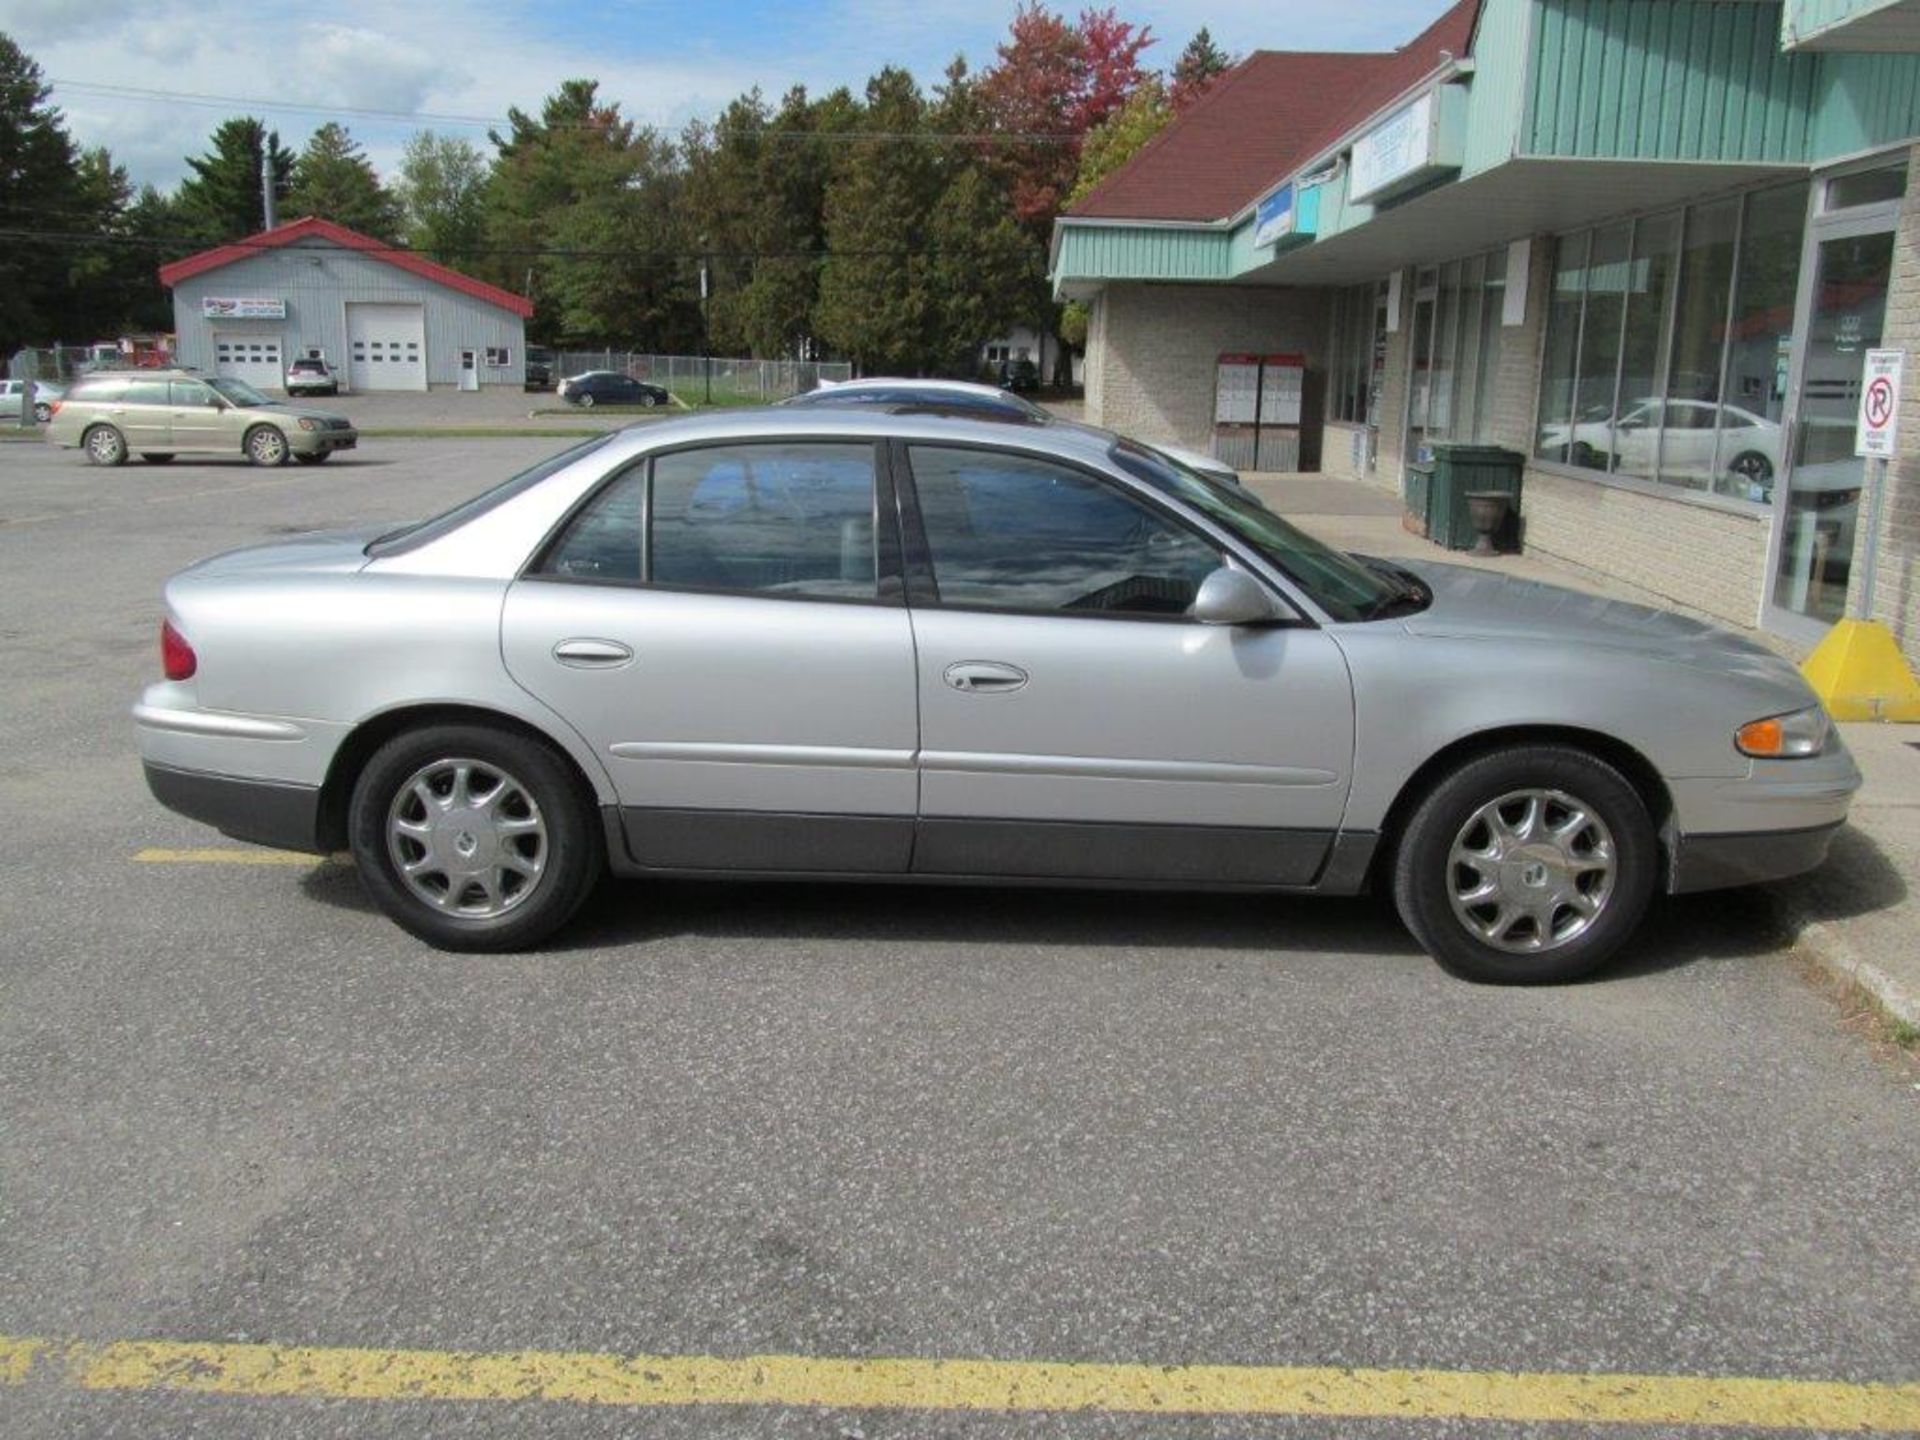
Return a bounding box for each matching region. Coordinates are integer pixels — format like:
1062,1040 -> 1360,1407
213,334 -> 283,390
347,303 -> 426,391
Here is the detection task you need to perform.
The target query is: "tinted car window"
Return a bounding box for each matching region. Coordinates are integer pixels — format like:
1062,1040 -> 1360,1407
651,443 -> 877,599
69,378 -> 128,404
908,445 -> 1220,617
540,469 -> 645,582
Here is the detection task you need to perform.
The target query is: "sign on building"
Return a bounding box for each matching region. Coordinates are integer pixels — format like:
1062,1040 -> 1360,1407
202,297 -> 287,319
1349,93 -> 1435,202
1856,349 -> 1903,459
1252,185 -> 1296,248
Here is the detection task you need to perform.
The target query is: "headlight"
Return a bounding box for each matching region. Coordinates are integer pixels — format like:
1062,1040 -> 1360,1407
1735,705 -> 1831,758
296,417 -> 318,431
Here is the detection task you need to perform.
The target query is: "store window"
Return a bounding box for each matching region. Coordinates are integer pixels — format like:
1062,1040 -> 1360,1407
1535,181 -> 1810,499
1407,249 -> 1509,454
1326,282 -> 1382,425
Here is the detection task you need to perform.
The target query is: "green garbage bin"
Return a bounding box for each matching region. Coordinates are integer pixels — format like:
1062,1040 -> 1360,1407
1402,460 -> 1434,538
1428,443 -> 1523,551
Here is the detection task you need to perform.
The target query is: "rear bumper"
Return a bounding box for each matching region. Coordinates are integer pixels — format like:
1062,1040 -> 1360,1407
143,761 -> 324,854
1669,820 -> 1844,894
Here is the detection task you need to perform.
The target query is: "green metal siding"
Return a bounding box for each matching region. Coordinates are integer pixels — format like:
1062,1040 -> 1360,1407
1526,1 -> 1820,161
1463,0 -> 1536,173
1785,0 -> 1902,46
1812,50 -> 1920,156
1053,226 -> 1230,289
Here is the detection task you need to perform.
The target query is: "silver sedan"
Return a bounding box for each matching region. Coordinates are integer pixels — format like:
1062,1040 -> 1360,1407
134,410 -> 1859,982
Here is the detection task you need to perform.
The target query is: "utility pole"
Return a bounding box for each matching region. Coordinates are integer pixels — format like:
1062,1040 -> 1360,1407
261,147 -> 277,230
699,243 -> 712,407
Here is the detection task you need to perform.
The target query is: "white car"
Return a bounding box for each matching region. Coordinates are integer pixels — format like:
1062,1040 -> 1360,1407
285,357 -> 339,397
1541,398 -> 1780,495
0,377 -> 64,424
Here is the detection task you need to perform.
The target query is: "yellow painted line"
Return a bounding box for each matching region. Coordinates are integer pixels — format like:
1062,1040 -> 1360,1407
132,847 -> 345,867
0,1335 -> 1914,1430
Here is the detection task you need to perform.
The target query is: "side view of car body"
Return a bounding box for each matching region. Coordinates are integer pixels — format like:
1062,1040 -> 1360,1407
786,378 -> 1247,491
46,371 -> 358,466
0,377 -> 65,423
557,371 -> 671,408
136,411 -> 1858,983
524,348 -> 556,392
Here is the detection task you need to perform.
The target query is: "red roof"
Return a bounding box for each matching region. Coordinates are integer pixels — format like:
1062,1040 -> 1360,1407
158,216 -> 535,319
1067,0 -> 1482,223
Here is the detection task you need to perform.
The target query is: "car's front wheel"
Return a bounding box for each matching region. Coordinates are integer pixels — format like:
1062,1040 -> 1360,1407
1391,745 -> 1657,984
83,424 -> 127,466
245,425 -> 289,466
33,402 -> 52,423
348,724 -> 603,952
640,391 -> 658,408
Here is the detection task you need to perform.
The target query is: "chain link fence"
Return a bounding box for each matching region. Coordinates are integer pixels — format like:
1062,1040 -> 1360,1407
549,353 -> 852,404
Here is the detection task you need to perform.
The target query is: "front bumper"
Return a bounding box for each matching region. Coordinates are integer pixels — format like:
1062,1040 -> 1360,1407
143,761 -> 324,853
1669,821 -> 1844,894
1665,737 -> 1861,893
288,428 -> 358,455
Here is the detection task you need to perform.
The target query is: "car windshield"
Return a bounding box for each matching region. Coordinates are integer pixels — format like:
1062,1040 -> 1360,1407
1109,441 -> 1406,623
366,433 -> 620,555
207,378 -> 271,407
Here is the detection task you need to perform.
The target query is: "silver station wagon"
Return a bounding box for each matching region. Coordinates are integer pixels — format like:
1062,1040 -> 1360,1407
47,370 -> 357,466
135,410 -> 1859,982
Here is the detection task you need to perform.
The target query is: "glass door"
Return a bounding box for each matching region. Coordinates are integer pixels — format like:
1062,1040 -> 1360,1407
1765,218 -> 1896,636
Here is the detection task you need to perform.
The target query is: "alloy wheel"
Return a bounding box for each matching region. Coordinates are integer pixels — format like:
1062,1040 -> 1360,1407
1446,788 -> 1616,954
386,758 -> 548,919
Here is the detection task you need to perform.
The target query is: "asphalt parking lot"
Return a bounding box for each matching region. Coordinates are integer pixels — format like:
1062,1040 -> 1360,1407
1,436 -> 1916,1438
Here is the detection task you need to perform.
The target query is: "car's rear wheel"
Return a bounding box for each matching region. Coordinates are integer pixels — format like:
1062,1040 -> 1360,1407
141,453 -> 176,464
83,424 -> 127,466
1391,745 -> 1657,984
294,451 -> 330,465
33,402 -> 52,423
348,724 -> 602,952
245,425 -> 289,467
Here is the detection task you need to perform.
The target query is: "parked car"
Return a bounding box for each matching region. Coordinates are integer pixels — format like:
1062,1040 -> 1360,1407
285,356 -> 338,397
1539,398 -> 1781,493
135,410 -> 1857,983
0,377 -> 64,424
46,371 -> 357,466
997,357 -> 1041,393
524,347 -> 556,392
785,378 -> 1247,491
557,371 -> 671,408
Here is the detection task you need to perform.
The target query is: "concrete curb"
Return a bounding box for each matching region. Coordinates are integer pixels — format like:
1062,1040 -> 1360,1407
1775,895 -> 1920,1028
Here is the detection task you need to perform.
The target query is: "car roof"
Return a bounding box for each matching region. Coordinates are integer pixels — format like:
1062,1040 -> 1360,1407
818,377 -> 1013,400
592,404 -> 1120,466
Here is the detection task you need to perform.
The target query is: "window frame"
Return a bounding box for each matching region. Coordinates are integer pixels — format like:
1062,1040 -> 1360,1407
888,437 -> 1301,627
523,436 -> 904,609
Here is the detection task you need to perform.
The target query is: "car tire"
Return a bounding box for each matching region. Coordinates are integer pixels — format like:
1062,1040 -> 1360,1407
83,424 -> 127,467
141,453 -> 177,464
640,392 -> 658,408
294,452 -> 330,465
33,402 -> 52,424
348,723 -> 603,953
245,425 -> 289,467
1727,451 -> 1773,490
576,392 -> 595,408
1391,745 -> 1657,985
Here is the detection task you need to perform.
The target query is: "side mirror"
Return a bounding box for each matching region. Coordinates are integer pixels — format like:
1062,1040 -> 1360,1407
1193,566 -> 1287,626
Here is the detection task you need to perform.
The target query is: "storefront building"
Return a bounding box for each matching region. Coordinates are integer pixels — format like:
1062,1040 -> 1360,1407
1052,0 -> 1920,661
161,217 -> 532,393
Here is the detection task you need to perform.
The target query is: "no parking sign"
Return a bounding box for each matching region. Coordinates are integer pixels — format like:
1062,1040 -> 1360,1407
1856,349 -> 1903,458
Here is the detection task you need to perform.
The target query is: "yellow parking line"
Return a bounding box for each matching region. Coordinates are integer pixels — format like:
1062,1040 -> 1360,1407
132,847 -> 343,866
0,1335 -> 1914,1429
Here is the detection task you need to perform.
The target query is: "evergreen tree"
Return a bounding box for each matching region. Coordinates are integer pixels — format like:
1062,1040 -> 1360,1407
815,68 -> 940,373
395,131 -> 487,263
176,118 -> 294,243
0,32 -> 79,353
286,122 -> 401,239
1170,28 -> 1234,112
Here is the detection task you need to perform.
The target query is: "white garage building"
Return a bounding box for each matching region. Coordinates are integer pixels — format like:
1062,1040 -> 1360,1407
161,217 -> 532,393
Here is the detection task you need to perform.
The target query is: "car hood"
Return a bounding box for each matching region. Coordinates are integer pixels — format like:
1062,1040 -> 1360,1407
249,401 -> 349,424
1389,557 -> 1799,677
180,525 -> 389,580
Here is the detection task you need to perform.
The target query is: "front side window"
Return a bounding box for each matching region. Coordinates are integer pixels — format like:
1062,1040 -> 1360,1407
207,378 -> 270,407
171,380 -> 218,407
907,445 -> 1222,618
651,443 -> 877,599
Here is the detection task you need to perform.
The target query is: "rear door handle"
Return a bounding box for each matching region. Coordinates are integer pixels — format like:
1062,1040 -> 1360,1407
944,660 -> 1028,694
552,638 -> 634,669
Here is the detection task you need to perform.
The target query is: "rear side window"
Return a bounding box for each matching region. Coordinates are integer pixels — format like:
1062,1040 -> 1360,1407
120,380 -> 171,406
536,443 -> 879,601
906,445 -> 1220,617
69,378 -> 127,404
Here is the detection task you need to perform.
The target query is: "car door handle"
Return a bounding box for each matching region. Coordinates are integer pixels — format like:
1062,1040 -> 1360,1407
552,638 -> 634,669
944,661 -> 1028,694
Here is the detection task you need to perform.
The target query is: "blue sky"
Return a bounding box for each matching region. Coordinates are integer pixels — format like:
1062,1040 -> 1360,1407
0,0 -> 1449,190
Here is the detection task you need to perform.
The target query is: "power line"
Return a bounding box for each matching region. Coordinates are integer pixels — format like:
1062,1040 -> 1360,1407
47,79 -> 1084,144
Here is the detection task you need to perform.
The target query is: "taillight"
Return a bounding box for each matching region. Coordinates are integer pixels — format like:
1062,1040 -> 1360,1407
47,400 -> 61,416
161,620 -> 196,680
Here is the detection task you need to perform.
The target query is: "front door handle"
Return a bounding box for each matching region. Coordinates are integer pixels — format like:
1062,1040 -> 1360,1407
944,660 -> 1028,694
552,638 -> 634,669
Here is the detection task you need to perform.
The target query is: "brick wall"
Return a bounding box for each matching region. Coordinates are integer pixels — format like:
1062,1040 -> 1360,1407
1084,283 -> 1328,455
1844,143 -> 1920,668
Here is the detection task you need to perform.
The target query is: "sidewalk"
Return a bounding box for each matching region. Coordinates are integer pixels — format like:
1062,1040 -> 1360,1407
1250,471 -> 1919,1027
